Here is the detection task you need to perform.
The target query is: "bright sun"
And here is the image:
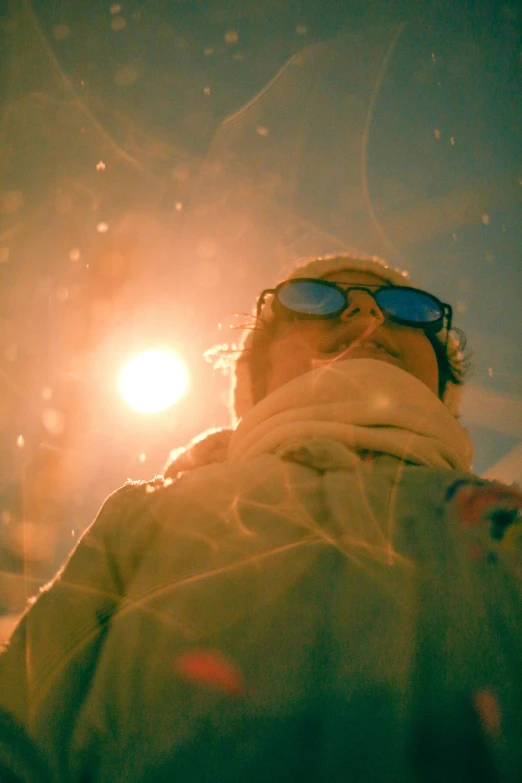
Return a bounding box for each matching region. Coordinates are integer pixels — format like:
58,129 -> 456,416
119,350 -> 189,413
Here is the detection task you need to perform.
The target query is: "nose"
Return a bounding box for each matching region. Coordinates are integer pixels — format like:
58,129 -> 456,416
339,289 -> 385,323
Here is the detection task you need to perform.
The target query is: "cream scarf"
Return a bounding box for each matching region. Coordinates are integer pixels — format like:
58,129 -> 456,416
228,359 -> 473,471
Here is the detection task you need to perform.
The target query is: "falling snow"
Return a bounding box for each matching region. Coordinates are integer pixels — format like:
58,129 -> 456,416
114,65 -> 139,87
53,24 -> 71,41
42,409 -> 65,435
111,16 -> 126,31
224,30 -> 239,44
55,285 -> 69,302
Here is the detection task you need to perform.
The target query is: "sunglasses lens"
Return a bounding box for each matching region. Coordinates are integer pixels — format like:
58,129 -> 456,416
277,280 -> 345,316
375,288 -> 443,324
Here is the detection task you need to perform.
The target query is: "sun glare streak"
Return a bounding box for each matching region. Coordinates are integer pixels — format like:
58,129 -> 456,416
361,22 -> 406,261
119,350 -> 189,413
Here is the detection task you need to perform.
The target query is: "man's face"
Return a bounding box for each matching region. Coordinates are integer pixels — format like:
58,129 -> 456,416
264,270 -> 439,396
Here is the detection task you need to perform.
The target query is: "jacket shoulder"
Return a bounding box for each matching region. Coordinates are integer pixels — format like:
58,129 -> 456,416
164,428 -> 233,479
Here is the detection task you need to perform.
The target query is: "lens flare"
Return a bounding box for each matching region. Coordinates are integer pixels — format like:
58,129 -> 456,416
119,350 -> 189,413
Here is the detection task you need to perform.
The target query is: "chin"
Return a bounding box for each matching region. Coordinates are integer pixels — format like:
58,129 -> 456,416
351,352 -> 403,368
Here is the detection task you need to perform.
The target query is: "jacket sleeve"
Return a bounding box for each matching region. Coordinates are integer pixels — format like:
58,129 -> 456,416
0,708 -> 54,783
0,480 -> 160,780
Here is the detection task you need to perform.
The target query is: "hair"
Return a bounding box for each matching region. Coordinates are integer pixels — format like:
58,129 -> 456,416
425,327 -> 472,399
242,318 -> 473,408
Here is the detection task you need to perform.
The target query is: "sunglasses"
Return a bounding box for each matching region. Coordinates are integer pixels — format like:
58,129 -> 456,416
257,278 -> 452,335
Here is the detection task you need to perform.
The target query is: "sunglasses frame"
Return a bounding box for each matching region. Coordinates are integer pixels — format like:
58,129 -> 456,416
257,278 -> 453,337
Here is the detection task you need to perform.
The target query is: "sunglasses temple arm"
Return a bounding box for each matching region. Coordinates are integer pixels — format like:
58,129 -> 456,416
445,305 -> 453,349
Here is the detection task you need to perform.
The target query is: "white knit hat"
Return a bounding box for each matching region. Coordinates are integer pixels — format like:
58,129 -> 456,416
231,253 -> 462,422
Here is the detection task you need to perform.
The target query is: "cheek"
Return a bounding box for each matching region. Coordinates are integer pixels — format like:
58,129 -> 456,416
266,326 -> 325,389
272,324 -> 324,360
402,334 -> 439,392
270,333 -> 315,371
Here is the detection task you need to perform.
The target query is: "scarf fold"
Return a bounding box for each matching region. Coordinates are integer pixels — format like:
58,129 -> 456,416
228,359 -> 473,471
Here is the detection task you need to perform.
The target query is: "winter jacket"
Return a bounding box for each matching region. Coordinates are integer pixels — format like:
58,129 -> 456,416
0,436 -> 520,782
